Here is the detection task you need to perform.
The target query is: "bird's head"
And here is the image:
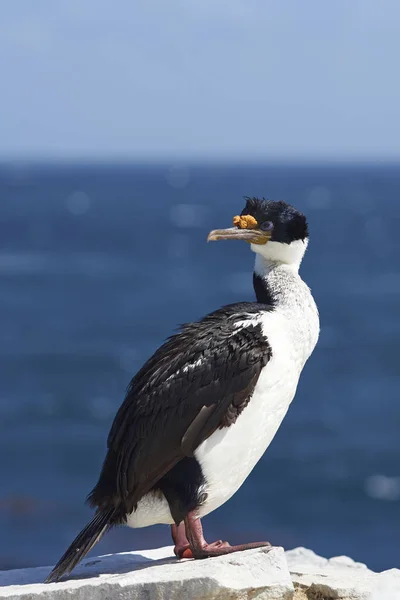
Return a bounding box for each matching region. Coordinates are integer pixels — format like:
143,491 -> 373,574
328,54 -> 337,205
208,197 -> 308,267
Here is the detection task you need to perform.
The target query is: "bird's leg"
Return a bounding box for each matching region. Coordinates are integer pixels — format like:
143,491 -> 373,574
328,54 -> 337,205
183,511 -> 271,558
171,523 -> 193,558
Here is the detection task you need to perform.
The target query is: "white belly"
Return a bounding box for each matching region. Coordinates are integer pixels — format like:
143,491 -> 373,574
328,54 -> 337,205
126,310 -> 310,528
127,362 -> 299,528
194,308 -> 312,517
195,340 -> 299,517
126,489 -> 172,527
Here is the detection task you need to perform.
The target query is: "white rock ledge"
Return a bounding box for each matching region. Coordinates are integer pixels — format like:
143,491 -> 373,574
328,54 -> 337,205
286,547 -> 400,600
0,545 -> 399,600
0,546 -> 293,600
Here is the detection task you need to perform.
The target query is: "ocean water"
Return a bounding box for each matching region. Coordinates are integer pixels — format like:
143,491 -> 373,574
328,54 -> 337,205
0,162 -> 399,573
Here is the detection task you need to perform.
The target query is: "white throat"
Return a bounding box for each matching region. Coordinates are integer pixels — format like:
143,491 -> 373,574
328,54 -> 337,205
252,238 -> 311,311
251,238 -> 320,364
251,238 -> 308,274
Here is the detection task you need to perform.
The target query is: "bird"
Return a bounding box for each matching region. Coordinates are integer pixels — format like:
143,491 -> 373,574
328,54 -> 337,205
45,197 -> 319,583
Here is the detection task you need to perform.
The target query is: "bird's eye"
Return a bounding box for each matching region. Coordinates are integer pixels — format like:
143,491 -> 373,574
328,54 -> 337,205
260,221 -> 273,232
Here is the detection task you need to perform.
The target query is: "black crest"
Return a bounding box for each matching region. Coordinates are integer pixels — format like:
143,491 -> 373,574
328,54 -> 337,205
241,197 -> 308,244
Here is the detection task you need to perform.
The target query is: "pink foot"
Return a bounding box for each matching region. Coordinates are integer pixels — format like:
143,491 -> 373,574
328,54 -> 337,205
176,540 -> 231,559
192,540 -> 271,559
174,544 -> 193,559
171,523 -> 194,558
181,512 -> 272,561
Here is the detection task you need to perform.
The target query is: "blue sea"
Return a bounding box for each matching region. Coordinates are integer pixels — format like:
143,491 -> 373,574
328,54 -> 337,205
0,162 -> 399,572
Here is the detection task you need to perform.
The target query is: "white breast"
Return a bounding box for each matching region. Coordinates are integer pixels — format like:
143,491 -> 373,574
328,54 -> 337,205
126,311 -> 305,529
195,309 -> 310,517
126,312 -> 296,529
127,270 -> 319,528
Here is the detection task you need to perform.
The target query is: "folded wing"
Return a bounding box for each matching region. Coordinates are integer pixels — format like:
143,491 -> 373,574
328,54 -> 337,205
89,303 -> 272,517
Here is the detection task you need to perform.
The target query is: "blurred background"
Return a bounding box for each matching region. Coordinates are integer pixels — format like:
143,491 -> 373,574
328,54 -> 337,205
1,0 -> 400,574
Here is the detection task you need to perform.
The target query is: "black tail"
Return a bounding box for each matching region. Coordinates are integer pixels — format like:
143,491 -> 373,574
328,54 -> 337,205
45,508 -> 115,583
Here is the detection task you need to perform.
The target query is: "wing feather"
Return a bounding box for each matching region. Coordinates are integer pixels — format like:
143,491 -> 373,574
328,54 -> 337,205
89,303 -> 272,516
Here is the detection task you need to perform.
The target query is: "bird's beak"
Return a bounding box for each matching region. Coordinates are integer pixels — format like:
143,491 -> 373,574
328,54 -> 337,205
207,228 -> 271,244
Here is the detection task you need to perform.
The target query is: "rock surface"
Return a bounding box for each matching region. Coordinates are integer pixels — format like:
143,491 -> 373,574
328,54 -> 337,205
0,545 -> 399,600
287,547 -> 400,600
0,546 -> 293,600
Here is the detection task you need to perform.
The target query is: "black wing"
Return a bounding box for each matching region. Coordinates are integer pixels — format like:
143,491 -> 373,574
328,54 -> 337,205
90,303 -> 272,516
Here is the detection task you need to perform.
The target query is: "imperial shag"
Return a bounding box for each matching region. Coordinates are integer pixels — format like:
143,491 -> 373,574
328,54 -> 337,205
46,197 -> 319,583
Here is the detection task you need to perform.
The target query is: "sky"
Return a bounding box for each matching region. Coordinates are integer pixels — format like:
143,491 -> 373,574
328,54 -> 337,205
1,0 -> 400,161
